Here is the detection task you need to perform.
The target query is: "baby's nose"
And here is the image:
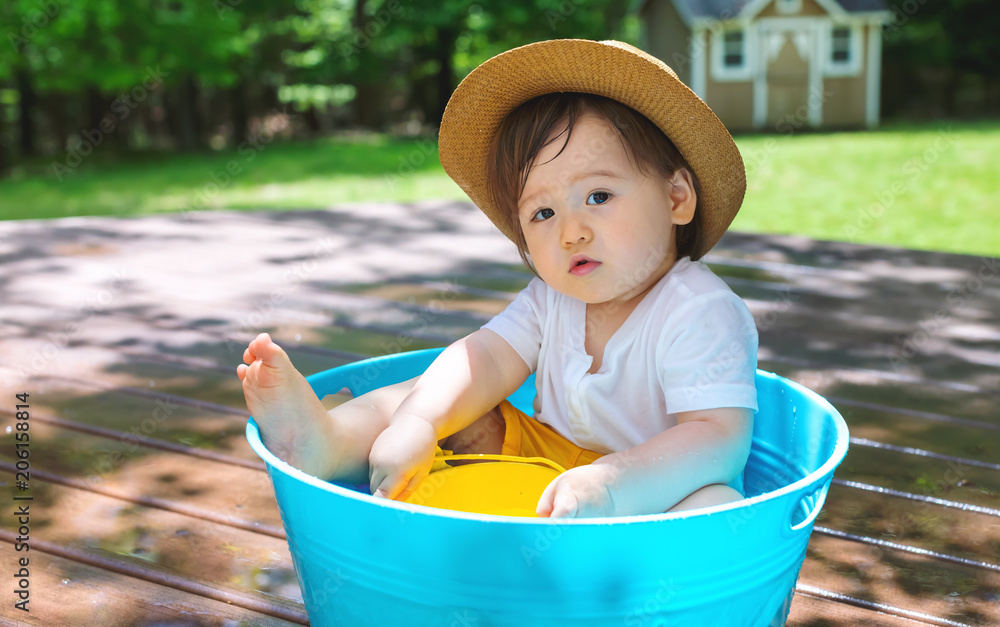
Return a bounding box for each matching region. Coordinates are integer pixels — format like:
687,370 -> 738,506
562,216 -> 593,245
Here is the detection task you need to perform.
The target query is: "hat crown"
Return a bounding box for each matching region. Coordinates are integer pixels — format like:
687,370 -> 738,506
439,39 -> 745,257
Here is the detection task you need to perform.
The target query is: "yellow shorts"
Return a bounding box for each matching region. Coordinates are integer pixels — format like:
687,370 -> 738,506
436,400 -> 604,471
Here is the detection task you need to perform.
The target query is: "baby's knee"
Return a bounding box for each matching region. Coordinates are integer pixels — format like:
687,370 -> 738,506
668,484 -> 743,513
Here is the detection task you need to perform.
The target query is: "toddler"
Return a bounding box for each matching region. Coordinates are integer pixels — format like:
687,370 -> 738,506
238,39 -> 758,518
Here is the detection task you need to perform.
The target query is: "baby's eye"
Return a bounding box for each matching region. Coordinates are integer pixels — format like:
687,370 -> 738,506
532,208 -> 555,222
587,191 -> 611,205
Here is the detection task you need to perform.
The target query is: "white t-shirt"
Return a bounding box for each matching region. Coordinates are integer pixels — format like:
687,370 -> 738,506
482,256 -> 759,455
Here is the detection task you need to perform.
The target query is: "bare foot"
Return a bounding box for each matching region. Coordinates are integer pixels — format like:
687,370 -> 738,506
238,333 -> 341,478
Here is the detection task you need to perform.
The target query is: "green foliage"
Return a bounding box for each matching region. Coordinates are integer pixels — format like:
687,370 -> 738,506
1,0 -> 633,101
883,0 -> 1000,78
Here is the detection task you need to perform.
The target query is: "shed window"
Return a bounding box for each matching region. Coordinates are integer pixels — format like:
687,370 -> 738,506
831,27 -> 851,63
723,31 -> 745,68
776,0 -> 802,13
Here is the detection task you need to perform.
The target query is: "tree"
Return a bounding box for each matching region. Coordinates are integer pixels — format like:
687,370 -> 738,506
883,0 -> 1000,116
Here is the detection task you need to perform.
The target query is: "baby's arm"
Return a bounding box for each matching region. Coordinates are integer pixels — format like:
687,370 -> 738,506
537,407 -> 753,518
368,329 -> 530,500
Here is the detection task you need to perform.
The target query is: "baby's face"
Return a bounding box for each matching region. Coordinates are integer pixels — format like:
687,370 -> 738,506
516,113 -> 692,310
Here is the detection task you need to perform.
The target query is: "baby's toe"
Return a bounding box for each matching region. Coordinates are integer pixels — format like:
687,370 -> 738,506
251,334 -> 287,363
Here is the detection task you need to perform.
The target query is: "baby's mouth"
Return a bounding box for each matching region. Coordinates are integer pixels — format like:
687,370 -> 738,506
568,255 -> 601,275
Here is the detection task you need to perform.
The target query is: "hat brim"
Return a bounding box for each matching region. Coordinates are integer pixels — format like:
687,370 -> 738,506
439,39 -> 746,255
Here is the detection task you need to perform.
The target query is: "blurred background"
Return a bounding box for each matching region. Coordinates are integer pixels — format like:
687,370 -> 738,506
0,0 -> 997,255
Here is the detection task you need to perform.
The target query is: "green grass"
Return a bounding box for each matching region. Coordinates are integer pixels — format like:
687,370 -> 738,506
732,120 -> 1000,258
1,120 -> 997,257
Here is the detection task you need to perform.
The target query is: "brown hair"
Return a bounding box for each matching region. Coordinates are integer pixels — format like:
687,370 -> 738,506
485,93 -> 705,275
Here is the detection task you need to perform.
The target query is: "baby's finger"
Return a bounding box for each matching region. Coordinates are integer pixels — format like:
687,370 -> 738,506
535,476 -> 561,517
550,489 -> 579,519
372,469 -> 409,500
395,468 -> 429,502
236,363 -> 248,381
369,467 -> 387,497
243,346 -> 255,365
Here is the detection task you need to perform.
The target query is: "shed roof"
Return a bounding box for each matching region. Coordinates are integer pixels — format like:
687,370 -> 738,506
677,0 -> 888,19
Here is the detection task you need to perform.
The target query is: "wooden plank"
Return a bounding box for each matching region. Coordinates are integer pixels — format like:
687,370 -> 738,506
798,532 -> 1000,626
0,418 -> 287,534
0,533 -> 305,626
829,446 -> 999,512
788,591 -> 936,626
817,485 -> 1000,572
0,477 -> 304,609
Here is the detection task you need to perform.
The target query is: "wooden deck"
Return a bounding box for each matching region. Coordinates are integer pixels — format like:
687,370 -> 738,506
1,201 -> 997,626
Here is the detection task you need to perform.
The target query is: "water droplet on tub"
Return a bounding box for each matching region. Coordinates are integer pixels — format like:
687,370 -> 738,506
4,426 -> 10,434
295,334 -> 302,342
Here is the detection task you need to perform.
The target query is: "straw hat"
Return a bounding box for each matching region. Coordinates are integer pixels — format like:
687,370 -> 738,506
438,39 -> 746,255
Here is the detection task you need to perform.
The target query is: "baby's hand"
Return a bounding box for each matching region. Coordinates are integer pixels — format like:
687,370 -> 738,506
536,463 -> 621,519
368,413 -> 438,501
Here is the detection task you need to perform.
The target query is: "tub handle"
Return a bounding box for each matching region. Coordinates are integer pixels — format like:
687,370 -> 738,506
785,481 -> 830,536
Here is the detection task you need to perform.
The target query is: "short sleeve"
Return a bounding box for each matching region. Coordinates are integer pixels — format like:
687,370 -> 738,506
657,292 -> 759,414
480,277 -> 547,373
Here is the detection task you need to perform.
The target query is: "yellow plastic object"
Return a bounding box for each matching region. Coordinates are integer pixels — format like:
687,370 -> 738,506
401,454 -> 565,517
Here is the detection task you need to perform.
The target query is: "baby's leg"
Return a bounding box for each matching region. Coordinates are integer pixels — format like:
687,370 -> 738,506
238,332 -> 505,483
239,332 -> 362,480
668,484 -> 743,513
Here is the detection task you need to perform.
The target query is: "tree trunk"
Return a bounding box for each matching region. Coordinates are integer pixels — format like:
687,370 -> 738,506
37,93 -> 67,155
351,0 -> 379,129
230,81 -> 249,146
0,110 -> 7,174
87,86 -> 104,132
16,70 -> 36,157
942,69 -> 960,117
433,27 -> 457,128
174,75 -> 202,151
303,106 -> 322,136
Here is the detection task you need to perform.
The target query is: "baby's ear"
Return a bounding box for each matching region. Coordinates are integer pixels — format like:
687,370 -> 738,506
668,168 -> 696,226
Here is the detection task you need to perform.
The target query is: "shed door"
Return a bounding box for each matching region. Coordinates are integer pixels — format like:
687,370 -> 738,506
764,27 -> 811,128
